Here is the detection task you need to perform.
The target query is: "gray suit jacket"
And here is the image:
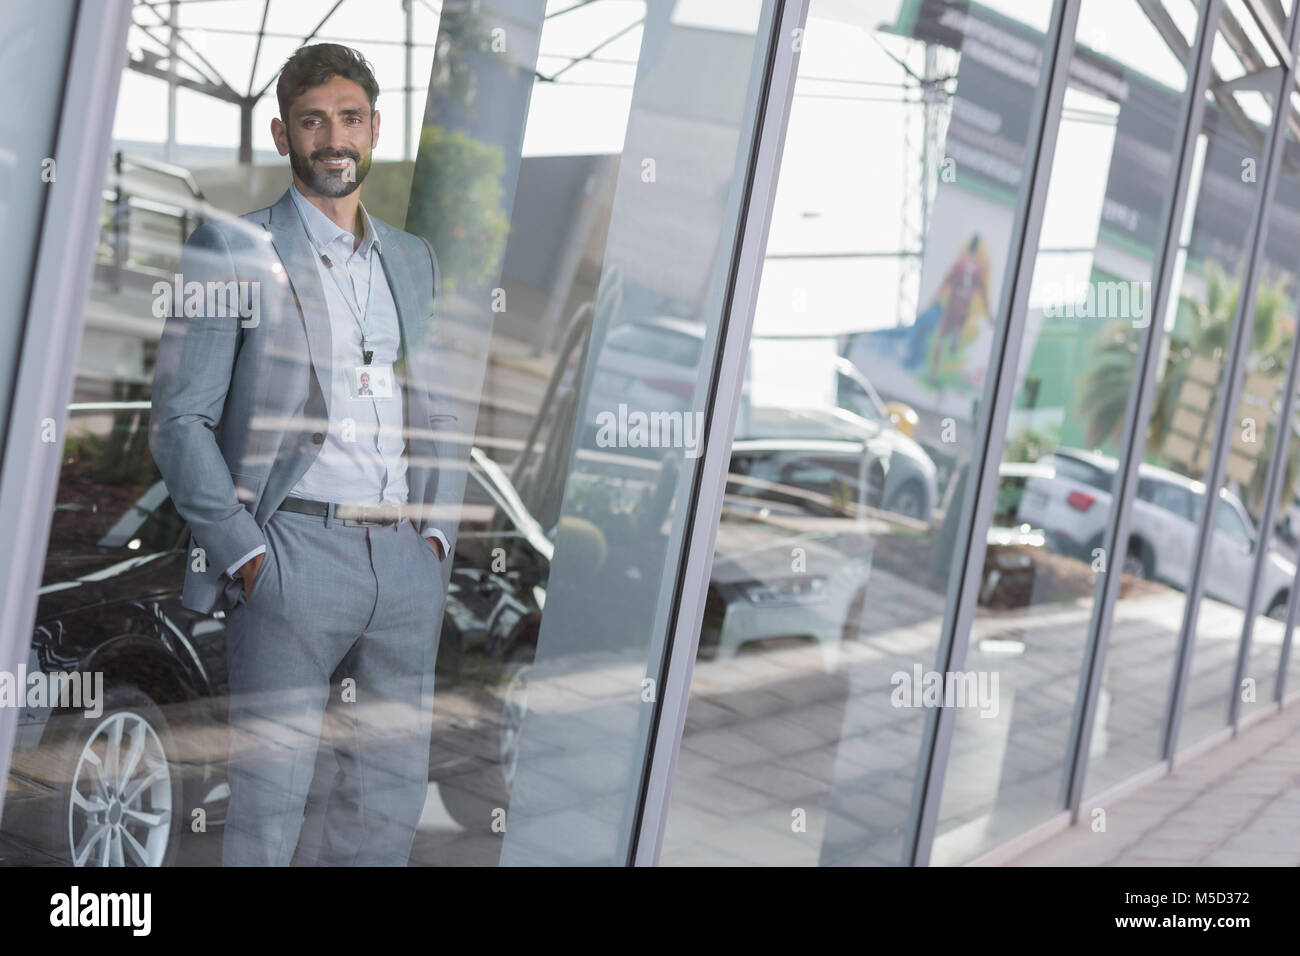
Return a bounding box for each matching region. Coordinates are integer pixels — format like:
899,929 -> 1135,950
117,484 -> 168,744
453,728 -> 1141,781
149,187 -> 459,613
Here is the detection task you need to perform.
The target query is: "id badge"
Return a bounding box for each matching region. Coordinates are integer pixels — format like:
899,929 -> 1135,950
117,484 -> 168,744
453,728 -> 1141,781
350,364 -> 394,399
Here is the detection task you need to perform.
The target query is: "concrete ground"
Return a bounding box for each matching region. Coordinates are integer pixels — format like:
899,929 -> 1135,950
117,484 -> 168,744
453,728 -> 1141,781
1005,700 -> 1300,866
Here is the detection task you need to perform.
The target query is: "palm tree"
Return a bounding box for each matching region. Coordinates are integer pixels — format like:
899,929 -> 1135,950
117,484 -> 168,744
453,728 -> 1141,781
1080,263 -> 1292,478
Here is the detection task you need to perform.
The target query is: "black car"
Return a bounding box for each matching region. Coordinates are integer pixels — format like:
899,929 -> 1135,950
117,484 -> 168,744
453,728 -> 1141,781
1,420 -> 548,863
3,408 -> 878,867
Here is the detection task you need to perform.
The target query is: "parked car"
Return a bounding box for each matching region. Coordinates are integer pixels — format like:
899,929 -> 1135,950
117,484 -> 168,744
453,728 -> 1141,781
584,316 -> 704,423
4,410 -> 576,861
1017,448 -> 1295,617
732,443 -> 1048,609
980,462 -> 1051,607
746,348 -> 938,521
727,438 -> 887,515
3,417 -> 877,864
582,317 -> 937,520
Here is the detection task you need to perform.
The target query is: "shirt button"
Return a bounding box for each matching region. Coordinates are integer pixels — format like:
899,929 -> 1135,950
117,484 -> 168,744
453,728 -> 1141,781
311,432 -> 325,445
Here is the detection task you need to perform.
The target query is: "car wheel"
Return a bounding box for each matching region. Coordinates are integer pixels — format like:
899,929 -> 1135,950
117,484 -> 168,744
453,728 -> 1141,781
886,480 -> 926,520
1266,594 -> 1289,621
497,648 -> 532,792
1122,542 -> 1152,580
437,643 -> 534,832
47,685 -> 183,867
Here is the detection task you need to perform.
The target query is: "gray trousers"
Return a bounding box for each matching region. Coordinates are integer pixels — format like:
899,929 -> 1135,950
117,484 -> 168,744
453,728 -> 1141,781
221,510 -> 442,866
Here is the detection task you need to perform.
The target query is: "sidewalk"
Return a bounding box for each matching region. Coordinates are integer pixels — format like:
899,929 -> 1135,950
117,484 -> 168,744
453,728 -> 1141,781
1005,701 -> 1300,866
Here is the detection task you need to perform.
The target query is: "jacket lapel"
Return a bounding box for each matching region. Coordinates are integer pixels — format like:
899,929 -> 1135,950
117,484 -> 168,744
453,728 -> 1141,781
266,188 -> 333,423
374,223 -> 435,517
374,221 -> 426,359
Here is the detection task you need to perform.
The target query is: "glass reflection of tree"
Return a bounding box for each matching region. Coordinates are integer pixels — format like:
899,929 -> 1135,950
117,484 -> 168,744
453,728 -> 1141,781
407,125 -> 510,297
1081,264 -> 1295,508
405,0 -> 510,297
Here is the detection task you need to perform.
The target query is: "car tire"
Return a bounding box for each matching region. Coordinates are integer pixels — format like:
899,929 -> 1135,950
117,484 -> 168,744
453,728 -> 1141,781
1122,540 -> 1153,580
44,684 -> 184,867
886,480 -> 927,520
1266,594 -> 1289,621
437,643 -> 533,832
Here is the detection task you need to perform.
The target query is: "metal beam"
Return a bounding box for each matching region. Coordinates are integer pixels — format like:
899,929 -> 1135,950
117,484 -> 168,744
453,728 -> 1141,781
247,0 -> 271,98
127,52 -> 243,105
1138,0 -> 1270,161
254,0 -> 346,101
1243,0 -> 1292,65
630,0 -> 810,867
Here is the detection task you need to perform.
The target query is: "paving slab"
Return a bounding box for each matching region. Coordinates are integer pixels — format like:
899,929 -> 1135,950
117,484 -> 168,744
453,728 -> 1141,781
1007,700 -> 1300,866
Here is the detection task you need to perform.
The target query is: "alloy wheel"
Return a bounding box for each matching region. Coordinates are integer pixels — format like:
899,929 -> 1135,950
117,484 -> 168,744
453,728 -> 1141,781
67,710 -> 174,866
499,658 -> 532,791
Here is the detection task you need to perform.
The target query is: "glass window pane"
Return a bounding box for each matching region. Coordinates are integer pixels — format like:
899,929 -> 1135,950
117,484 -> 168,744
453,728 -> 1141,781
4,0 -> 780,867
1182,116 -> 1300,738
0,0 -> 75,455
1086,8 -> 1272,787
932,0 -> 1198,865
660,0 -> 1063,867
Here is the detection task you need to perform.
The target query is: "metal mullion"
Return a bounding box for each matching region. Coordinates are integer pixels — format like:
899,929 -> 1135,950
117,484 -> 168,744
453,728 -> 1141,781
1164,5 -> 1300,761
909,0 -> 1081,868
629,0 -> 810,867
1063,0 -> 1224,817
0,0 -> 133,821
1244,0 -> 1293,66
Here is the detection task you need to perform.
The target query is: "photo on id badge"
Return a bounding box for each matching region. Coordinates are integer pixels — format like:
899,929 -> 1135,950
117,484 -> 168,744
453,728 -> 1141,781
350,364 -> 393,399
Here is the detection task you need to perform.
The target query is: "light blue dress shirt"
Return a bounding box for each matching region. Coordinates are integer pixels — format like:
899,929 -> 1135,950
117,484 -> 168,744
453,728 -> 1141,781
287,182 -> 408,505
225,183 -> 448,579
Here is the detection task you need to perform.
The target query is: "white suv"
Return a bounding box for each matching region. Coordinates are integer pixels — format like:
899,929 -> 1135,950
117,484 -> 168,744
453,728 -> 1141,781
1017,449 -> 1295,618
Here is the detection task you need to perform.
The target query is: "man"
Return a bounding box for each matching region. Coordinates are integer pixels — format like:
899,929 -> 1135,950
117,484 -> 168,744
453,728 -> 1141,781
149,43 -> 458,866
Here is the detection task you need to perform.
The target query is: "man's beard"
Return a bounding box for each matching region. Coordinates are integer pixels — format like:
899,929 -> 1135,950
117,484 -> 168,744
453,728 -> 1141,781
288,143 -> 372,198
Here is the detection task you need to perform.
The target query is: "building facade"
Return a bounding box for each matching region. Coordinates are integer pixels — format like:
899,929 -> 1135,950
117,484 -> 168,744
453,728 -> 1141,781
1,0 -> 1298,867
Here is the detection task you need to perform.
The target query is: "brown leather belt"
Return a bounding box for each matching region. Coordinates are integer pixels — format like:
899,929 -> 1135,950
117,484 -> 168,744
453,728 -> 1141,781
278,495 -> 408,526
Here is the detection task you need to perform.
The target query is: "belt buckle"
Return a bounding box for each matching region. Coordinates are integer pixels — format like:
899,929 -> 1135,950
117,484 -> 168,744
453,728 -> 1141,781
346,503 -> 401,526
362,503 -> 400,526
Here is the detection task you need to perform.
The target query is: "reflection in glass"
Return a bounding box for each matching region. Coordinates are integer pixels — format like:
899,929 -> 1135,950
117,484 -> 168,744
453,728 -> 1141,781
1171,37 -> 1292,753
2,0 -> 778,869
933,0 -> 1196,865
660,0 -> 1060,866
1085,18 -> 1272,787
1185,125 -> 1300,736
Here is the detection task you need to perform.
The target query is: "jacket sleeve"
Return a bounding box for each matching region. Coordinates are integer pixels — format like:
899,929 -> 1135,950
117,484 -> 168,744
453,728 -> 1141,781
148,222 -> 265,578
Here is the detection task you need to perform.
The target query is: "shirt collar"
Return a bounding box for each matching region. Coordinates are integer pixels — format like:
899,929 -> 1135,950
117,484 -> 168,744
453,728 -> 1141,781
289,181 -> 382,258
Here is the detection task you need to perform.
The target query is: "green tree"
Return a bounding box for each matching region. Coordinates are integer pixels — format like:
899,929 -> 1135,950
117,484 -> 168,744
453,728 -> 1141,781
405,123 -> 511,296
1080,263 -> 1292,468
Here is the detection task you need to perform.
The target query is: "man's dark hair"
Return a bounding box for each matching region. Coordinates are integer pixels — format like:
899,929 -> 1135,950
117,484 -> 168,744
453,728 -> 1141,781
276,43 -> 379,121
